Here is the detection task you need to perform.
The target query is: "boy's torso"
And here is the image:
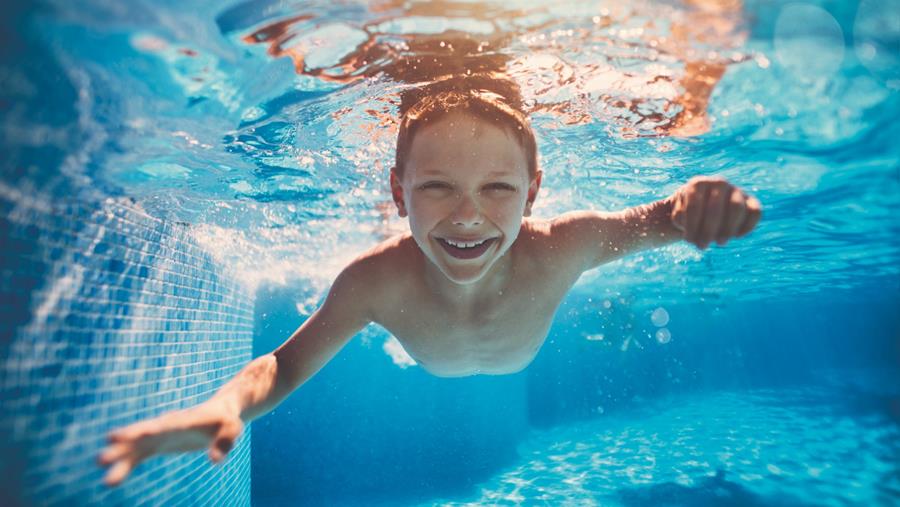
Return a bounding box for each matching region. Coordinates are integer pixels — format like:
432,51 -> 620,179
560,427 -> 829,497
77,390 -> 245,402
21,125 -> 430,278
363,220 -> 583,377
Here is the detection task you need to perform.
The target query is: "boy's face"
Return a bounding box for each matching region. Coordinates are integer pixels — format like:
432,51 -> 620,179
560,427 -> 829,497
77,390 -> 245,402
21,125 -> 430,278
391,110 -> 541,285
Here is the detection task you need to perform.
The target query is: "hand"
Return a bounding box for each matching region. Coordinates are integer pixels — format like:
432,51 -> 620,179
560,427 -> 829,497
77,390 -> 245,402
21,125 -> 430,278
670,176 -> 761,250
98,401 -> 244,487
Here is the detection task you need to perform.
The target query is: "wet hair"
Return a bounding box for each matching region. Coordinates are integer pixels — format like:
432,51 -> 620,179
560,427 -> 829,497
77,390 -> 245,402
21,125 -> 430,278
395,73 -> 537,179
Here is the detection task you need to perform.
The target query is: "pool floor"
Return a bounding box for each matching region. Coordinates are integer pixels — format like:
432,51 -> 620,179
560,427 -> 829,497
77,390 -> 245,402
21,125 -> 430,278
414,375 -> 899,507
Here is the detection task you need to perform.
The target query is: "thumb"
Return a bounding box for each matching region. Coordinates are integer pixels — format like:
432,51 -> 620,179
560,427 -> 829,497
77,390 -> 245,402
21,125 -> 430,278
671,211 -> 685,232
209,419 -> 243,464
669,196 -> 686,232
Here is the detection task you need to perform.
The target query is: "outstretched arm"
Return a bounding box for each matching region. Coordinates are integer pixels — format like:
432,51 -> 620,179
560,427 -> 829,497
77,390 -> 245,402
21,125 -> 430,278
99,260 -> 374,486
550,176 -> 761,273
212,262 -> 374,421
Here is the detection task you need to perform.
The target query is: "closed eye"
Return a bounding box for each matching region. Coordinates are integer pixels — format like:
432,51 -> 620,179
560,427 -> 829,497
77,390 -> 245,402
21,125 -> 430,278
484,183 -> 517,192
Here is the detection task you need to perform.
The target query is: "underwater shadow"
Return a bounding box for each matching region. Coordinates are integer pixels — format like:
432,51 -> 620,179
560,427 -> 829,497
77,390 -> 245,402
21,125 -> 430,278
618,470 -> 819,507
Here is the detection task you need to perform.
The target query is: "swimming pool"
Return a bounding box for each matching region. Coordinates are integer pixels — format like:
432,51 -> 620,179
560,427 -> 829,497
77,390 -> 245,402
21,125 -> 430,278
1,0 -> 898,505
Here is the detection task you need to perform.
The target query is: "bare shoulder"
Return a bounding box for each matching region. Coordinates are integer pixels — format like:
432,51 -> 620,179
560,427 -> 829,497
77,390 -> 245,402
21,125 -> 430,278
500,218 -> 585,296
520,212 -> 629,279
516,218 -> 553,253
347,232 -> 419,279
336,233 -> 420,320
515,218 -> 582,277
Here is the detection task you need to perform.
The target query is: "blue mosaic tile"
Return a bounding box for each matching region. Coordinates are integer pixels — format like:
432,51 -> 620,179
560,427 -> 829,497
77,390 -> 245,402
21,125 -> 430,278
0,193 -> 253,506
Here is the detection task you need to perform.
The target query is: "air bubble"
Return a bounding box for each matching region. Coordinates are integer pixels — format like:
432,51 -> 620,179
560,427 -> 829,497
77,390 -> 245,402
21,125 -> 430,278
650,307 -> 669,327
854,0 -> 900,83
773,4 -> 844,80
656,328 -> 671,344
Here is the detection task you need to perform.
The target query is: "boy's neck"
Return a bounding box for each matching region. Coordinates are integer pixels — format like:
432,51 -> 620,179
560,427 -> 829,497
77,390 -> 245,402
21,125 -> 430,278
423,249 -> 514,307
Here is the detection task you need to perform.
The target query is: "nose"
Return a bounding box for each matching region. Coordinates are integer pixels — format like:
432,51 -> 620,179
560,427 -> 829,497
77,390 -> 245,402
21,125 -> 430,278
451,194 -> 483,227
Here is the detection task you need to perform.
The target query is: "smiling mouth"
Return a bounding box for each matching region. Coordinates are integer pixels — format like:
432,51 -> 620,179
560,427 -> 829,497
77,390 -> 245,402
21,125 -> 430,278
436,237 -> 498,260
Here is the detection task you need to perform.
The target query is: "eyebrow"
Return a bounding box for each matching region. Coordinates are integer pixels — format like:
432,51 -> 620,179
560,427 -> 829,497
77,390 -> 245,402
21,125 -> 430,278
419,170 -> 518,177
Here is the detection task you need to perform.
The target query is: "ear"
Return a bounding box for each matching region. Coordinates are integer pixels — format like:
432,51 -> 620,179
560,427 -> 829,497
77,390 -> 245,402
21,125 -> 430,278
524,170 -> 542,217
389,167 -> 408,218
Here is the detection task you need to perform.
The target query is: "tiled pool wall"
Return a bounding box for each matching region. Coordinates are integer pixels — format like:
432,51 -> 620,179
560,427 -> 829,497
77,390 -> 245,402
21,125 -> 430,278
0,184 -> 254,506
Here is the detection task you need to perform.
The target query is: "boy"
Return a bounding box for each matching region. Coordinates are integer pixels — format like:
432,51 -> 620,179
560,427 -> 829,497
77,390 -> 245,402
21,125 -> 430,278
99,76 -> 760,486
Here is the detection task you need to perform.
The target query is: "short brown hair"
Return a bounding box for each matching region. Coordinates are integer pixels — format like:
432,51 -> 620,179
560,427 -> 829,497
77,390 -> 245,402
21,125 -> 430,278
395,74 -> 537,179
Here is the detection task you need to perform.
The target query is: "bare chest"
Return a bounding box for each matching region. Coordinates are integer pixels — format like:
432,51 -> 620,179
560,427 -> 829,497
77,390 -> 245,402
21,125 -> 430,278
375,284 -> 567,377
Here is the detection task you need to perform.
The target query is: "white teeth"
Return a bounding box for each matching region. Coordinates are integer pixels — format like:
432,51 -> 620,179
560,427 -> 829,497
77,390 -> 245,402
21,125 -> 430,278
445,238 -> 488,249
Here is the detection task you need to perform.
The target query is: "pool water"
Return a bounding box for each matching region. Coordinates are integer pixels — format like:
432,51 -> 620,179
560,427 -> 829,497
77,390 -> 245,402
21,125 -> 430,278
1,0 -> 898,506
432,381 -> 897,506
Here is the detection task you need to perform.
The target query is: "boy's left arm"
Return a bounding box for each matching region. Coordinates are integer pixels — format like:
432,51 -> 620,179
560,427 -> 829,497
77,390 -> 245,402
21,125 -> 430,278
550,176 -> 761,272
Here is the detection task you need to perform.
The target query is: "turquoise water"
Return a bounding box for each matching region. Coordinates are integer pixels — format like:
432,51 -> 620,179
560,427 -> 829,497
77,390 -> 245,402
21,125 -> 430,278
2,0 -> 899,506
10,0 -> 900,299
429,381 -> 898,506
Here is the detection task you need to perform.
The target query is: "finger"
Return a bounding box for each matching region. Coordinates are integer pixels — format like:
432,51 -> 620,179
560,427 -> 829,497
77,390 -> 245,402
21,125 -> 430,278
699,185 -> 728,248
719,191 -> 747,244
209,419 -> 242,463
108,423 -> 148,443
209,446 -> 228,464
209,436 -> 235,463
671,195 -> 687,232
104,456 -> 137,487
684,184 -> 709,246
736,196 -> 762,236
107,429 -> 127,444
98,444 -> 129,466
209,438 -> 233,463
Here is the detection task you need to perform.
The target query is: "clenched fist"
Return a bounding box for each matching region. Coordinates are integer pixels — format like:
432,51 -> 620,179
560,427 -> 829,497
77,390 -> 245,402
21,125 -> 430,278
670,176 -> 761,250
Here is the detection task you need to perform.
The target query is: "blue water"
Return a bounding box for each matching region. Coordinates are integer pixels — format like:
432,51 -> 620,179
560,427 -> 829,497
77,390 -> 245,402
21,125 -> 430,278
2,0 -> 899,506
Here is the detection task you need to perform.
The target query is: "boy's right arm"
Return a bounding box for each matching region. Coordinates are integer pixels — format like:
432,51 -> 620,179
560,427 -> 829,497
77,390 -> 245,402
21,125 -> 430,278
98,261 -> 374,486
213,262 -> 374,422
